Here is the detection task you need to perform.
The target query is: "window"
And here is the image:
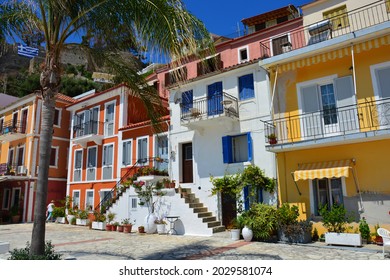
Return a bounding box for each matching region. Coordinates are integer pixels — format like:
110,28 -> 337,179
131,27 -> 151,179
102,144 -> 114,180
298,75 -> 356,138
87,146 -> 97,181
238,47 -> 249,63
165,67 -> 187,86
312,178 -> 344,216
2,189 -> 10,210
277,15 -> 288,24
155,135 -> 168,171
272,35 -> 290,56
74,150 -> 83,182
222,133 -> 253,164
20,109 -> 28,133
16,146 -> 24,166
0,117 -> 3,134
197,54 -> 223,76
11,188 -> 21,209
72,190 -> 80,209
181,90 -> 193,113
49,147 -> 58,167
85,190 -> 94,211
122,140 -> 132,166
323,5 -> 349,29
12,112 -> 18,128
238,74 -> 254,100
8,148 -> 14,166
104,102 -> 115,136
255,22 -> 266,31
53,108 -> 61,127
371,62 -> 390,126
129,196 -> 138,211
137,137 -> 148,165
387,0 -> 390,13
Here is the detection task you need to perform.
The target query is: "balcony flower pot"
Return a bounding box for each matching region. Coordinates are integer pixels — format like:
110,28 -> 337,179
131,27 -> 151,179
267,134 -> 277,145
91,221 -> 106,230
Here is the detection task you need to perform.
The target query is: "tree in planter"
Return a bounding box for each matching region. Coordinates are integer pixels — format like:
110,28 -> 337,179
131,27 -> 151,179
359,217 -> 371,242
318,204 -> 350,233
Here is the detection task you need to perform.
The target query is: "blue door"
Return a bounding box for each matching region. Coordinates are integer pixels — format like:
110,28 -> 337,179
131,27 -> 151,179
207,82 -> 223,116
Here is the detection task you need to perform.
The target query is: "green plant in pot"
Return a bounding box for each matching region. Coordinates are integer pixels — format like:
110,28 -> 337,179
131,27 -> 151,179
359,217 -> 371,243
318,204 -> 349,233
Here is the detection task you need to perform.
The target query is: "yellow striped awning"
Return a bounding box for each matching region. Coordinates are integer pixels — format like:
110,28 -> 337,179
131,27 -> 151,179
293,159 -> 352,181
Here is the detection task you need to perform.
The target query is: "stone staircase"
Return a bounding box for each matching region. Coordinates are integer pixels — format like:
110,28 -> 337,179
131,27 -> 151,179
177,187 -> 225,233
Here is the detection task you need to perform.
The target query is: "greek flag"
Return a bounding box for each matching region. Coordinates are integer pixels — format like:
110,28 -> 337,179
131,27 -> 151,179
17,45 -> 39,58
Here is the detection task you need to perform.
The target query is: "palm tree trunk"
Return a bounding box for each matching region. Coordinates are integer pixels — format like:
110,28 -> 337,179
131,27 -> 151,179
30,88 -> 56,256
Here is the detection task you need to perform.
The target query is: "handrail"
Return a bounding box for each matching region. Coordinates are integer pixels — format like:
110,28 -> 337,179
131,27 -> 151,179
0,120 -> 27,135
94,157 -> 169,213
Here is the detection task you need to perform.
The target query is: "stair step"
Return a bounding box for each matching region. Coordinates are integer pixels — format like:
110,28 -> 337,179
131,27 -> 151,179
202,216 -> 216,223
197,212 -> 213,218
189,202 -> 203,208
193,207 -> 208,213
212,226 -> 226,233
207,221 -> 221,228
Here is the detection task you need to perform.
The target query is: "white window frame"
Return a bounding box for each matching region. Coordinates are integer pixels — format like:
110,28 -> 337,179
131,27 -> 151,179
153,133 -> 169,171
20,107 -> 28,133
238,46 -> 249,63
49,146 -> 59,168
8,147 -> 15,166
72,190 -> 80,209
136,136 -> 149,166
0,116 -> 4,132
370,61 -> 390,101
12,111 -> 19,127
129,195 -> 138,212
85,190 -> 94,211
122,140 -> 133,167
16,145 -> 25,166
11,187 -> 21,208
2,188 -> 11,210
53,107 -> 62,128
104,100 -> 116,137
102,143 -> 114,180
73,149 -> 83,182
86,146 -> 97,181
309,177 -> 347,217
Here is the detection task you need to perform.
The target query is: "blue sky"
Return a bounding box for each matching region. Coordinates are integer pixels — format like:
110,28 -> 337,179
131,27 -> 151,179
183,0 -> 310,37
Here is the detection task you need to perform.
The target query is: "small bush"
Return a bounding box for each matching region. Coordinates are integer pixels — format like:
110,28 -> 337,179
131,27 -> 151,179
8,241 -> 62,260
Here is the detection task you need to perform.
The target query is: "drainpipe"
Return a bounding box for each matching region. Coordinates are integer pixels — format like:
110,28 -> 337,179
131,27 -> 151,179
270,65 -> 279,117
351,44 -> 357,99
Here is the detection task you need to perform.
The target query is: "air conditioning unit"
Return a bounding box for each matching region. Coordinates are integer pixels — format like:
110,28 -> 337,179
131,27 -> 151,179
17,166 -> 27,175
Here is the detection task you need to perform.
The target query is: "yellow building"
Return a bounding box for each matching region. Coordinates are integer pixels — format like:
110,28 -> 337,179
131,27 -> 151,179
259,0 -> 390,227
0,93 -> 74,223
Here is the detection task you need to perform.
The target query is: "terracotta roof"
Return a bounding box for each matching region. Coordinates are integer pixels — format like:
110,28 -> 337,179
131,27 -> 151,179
241,5 -> 298,26
56,93 -> 76,104
119,115 -> 170,131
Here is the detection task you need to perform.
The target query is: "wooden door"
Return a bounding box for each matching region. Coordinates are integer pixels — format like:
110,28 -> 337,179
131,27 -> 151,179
182,143 -> 193,183
221,192 -> 237,227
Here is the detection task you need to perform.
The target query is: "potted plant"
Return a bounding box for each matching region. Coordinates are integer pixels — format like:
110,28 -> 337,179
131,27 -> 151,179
117,223 -> 124,232
76,209 -> 89,226
319,204 -> 362,246
276,203 -> 312,244
237,211 -> 254,242
121,218 -> 134,233
359,217 -> 371,244
267,133 -> 277,144
10,205 -> 20,223
52,206 -> 66,223
138,225 -> 145,234
106,212 -> 116,231
373,223 -> 383,245
226,217 -> 241,241
91,211 -> 106,230
112,222 -> 119,232
155,218 -> 167,234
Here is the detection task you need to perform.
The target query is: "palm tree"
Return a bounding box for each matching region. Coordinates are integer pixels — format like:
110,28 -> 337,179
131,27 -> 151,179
1,0 -> 212,257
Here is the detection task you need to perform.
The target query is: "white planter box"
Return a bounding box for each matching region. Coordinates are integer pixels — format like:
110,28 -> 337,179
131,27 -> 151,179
76,218 -> 89,226
56,217 -> 66,224
325,232 -> 362,247
91,221 -> 106,230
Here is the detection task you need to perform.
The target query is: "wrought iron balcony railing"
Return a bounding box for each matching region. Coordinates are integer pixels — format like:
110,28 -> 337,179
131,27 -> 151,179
264,97 -> 390,145
0,120 -> 27,135
180,92 -> 239,122
259,0 -> 390,58
72,120 -> 104,139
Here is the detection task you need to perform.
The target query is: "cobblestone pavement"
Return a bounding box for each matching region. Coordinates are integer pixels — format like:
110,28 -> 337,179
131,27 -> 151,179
0,223 -> 387,260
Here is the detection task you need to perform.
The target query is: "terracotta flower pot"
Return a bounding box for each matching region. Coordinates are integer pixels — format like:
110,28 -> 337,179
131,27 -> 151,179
105,224 -> 113,231
117,225 -> 124,232
123,224 -> 132,233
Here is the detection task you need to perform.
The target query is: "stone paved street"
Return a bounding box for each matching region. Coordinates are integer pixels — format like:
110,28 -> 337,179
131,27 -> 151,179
0,223 -> 387,260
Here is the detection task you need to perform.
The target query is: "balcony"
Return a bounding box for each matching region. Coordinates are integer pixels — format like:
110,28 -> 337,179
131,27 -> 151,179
0,163 -> 28,179
263,97 -> 390,150
72,120 -> 104,148
259,0 -> 390,59
180,92 -> 239,128
0,120 -> 27,142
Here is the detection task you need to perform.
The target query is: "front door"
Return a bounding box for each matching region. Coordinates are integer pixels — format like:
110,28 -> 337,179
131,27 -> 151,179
182,143 -> 193,183
221,192 -> 237,228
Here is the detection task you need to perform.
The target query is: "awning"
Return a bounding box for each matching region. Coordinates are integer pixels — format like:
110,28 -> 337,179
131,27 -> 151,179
293,159 -> 352,181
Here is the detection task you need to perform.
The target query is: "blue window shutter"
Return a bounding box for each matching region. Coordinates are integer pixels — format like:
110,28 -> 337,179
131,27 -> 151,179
222,136 -> 232,163
239,74 -> 254,100
244,186 -> 250,211
247,132 -> 253,161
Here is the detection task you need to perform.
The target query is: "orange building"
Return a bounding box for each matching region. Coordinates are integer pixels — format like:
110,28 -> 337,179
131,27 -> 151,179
0,93 -> 75,223
66,84 -> 169,212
